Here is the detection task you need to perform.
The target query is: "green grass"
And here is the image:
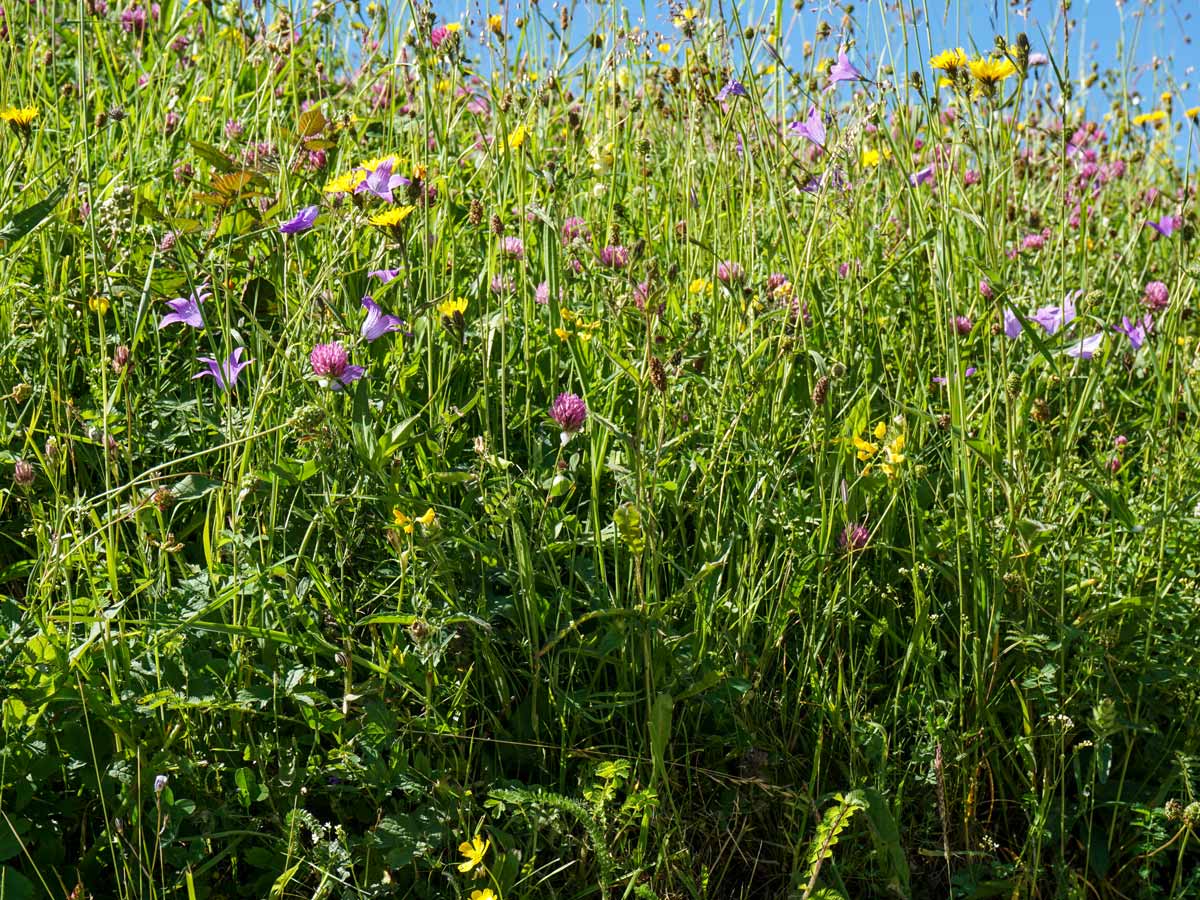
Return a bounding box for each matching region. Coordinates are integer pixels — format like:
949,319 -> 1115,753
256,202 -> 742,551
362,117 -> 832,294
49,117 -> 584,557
1,1 -> 1199,897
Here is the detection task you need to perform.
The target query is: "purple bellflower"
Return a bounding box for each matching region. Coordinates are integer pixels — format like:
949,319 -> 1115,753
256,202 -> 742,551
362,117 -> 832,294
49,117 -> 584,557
360,295 -> 404,342
716,79 -> 749,102
827,49 -> 863,89
354,158 -> 409,203
279,205 -> 319,234
789,105 -> 826,147
1115,313 -> 1152,350
193,347 -> 253,390
159,284 -> 210,330
1065,332 -> 1105,359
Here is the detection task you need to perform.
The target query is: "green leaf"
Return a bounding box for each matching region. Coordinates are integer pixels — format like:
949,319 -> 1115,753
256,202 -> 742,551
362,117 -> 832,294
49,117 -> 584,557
189,139 -> 238,172
0,183 -> 68,243
649,693 -> 673,788
0,865 -> 35,900
857,788 -> 910,896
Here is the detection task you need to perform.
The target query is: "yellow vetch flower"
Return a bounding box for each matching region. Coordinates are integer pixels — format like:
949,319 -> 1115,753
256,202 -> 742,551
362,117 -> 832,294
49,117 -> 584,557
852,436 -> 878,461
872,421 -> 887,440
89,296 -> 110,315
457,835 -> 490,873
370,206 -> 416,228
416,508 -> 436,527
508,123 -> 528,150
323,170 -> 361,194
555,327 -> 571,341
437,297 -> 468,319
929,48 -> 967,73
392,508 -> 414,534
1132,109 -> 1168,126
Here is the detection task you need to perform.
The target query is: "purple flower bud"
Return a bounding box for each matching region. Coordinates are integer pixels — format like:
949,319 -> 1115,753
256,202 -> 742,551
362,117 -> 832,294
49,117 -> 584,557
838,522 -> 869,553
13,459 -> 35,488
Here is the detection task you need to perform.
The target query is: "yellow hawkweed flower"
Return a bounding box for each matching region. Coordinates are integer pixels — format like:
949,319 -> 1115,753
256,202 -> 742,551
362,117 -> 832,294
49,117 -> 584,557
1186,106 -> 1200,120
323,170 -> 361,194
688,277 -> 710,294
369,206 -> 416,228
89,296 -> 110,315
508,123 -> 528,150
1132,109 -> 1168,126
437,297 -> 468,319
359,154 -> 399,172
1160,91 -> 1173,106
1,106 -> 39,127
487,13 -> 503,34
445,22 -> 462,33
457,835 -> 490,873
929,48 -> 967,73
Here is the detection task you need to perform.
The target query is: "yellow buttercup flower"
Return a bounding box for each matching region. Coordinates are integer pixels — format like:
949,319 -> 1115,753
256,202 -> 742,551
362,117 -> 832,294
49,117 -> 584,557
369,206 -> 416,228
688,277 -> 710,294
929,48 -> 967,73
657,42 -> 671,54
437,297 -> 468,319
89,296 -> 110,315
861,147 -> 891,168
469,890 -> 497,900
457,835 -> 490,873
446,22 -> 462,33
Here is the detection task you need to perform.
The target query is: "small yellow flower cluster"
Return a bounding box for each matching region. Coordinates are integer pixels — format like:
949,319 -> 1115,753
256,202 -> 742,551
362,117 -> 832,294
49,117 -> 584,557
555,308 -> 601,343
1132,109 -> 1169,127
852,421 -> 907,478
392,506 -> 435,534
508,123 -> 528,150
672,6 -> 699,27
861,147 -> 892,168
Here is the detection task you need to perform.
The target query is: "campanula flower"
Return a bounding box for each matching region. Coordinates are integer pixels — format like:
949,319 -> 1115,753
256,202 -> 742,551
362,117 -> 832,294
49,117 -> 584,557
279,205 -> 319,234
790,106 -> 825,147
193,347 -> 253,390
360,295 -> 404,342
1115,313 -> 1152,350
1065,332 -> 1105,359
368,268 -> 401,284
1147,215 -> 1180,238
827,49 -> 863,88
716,79 -> 748,101
355,157 -> 409,203
159,284 -> 210,330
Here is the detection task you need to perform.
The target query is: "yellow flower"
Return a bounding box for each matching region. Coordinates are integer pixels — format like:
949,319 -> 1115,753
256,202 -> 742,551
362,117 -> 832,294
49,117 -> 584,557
487,13 -> 503,34
416,508 -> 436,527
860,148 -> 883,168
688,277 -> 710,294
852,436 -> 878,461
872,422 -> 887,440
968,56 -> 1016,94
359,154 -> 399,172
323,170 -> 361,194
1132,109 -> 1168,126
89,296 -> 110,315
370,206 -> 416,228
1,106 -> 39,128
929,48 -> 967,73
1186,106 -> 1200,120
446,22 -> 462,33
657,42 -> 671,54
195,95 -> 212,103
508,123 -> 528,150
555,326 -> 571,341
673,6 -> 699,25
392,508 -> 414,534
470,890 -> 497,900
457,835 -> 490,873
1161,91 -> 1173,105
438,297 -> 468,319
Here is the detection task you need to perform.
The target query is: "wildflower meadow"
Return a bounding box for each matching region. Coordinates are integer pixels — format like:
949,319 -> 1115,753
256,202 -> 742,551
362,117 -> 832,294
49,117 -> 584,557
2,0 -> 1200,896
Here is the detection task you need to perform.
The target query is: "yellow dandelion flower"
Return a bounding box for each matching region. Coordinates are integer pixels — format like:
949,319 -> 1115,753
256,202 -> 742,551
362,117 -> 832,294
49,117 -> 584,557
446,22 -> 462,33
359,154 -> 399,172
437,297 -> 468,319
508,123 -> 528,150
929,48 -> 968,73
688,277 -> 710,294
487,13 -> 503,34
89,296 -> 110,315
457,835 -> 490,873
369,206 -> 416,228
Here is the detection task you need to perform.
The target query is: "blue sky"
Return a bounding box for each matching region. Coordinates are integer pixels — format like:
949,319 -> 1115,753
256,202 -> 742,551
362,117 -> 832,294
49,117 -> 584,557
423,0 -> 1196,113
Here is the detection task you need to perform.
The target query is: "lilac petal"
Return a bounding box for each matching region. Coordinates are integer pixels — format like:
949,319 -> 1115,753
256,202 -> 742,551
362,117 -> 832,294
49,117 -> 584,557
1147,215 -> 1179,238
159,291 -> 206,329
909,164 -> 935,186
789,105 -> 826,147
1065,332 -> 1105,359
369,268 -> 401,284
827,50 -> 863,87
335,365 -> 366,388
1003,307 -> 1024,339
716,79 -> 748,101
279,204 -> 319,234
360,295 -> 403,342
